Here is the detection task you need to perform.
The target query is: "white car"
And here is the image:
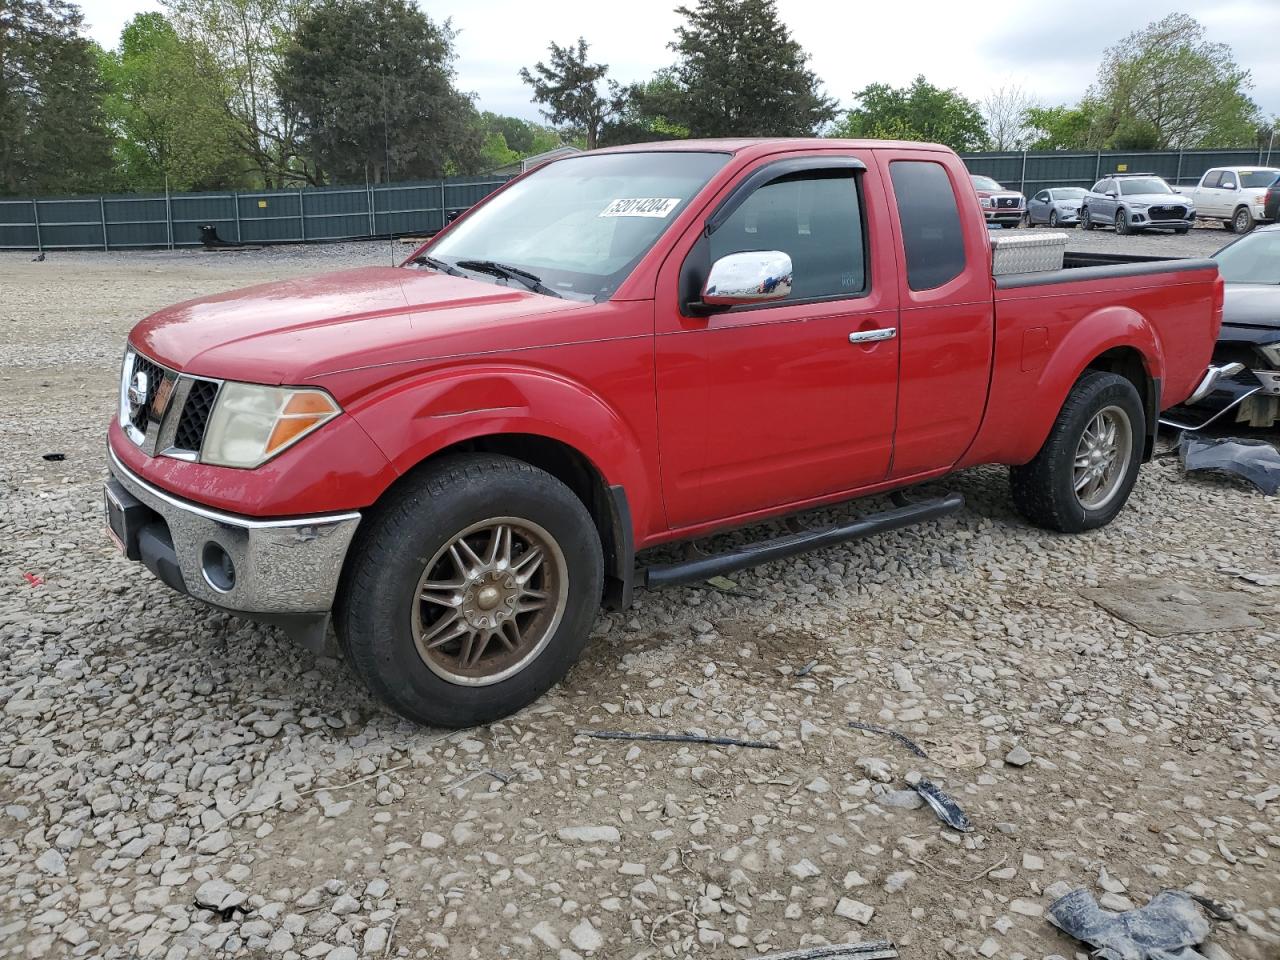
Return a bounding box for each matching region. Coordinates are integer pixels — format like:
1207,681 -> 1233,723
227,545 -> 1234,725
1186,166 -> 1280,234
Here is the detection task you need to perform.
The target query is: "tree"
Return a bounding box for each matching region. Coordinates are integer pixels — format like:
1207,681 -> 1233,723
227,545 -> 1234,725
276,0 -> 482,183
661,0 -> 835,137
1090,13 -> 1259,148
0,0 -> 113,194
519,38 -> 614,150
980,84 -> 1035,151
101,13 -> 241,190
1023,102 -> 1105,150
599,72 -> 690,147
478,112 -> 562,158
163,0 -> 313,185
833,76 -> 986,151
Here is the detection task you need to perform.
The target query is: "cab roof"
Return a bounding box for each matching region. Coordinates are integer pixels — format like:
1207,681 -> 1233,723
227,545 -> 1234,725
590,137 -> 953,158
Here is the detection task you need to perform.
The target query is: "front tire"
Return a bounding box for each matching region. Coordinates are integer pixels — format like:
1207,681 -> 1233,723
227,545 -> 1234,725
1232,206 -> 1255,234
1009,372 -> 1145,533
337,454 -> 603,728
1115,210 -> 1130,235
1048,210 -> 1059,228
1081,208 -> 1094,231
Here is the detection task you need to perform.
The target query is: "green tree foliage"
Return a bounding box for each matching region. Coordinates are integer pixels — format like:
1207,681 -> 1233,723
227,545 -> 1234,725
1090,13 -> 1259,148
100,13 -> 240,190
662,0 -> 835,137
163,0 -> 313,185
600,72 -> 690,147
1023,102 -> 1104,150
519,38 -> 614,150
276,0 -> 482,182
476,112 -> 563,165
833,76 -> 986,151
0,0 -> 113,194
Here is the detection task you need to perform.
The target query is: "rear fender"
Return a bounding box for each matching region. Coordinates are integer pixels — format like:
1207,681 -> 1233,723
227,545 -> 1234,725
963,306 -> 1162,466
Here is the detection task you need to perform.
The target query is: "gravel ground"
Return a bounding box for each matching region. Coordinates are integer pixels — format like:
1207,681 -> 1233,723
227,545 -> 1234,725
1,232 -> 1278,960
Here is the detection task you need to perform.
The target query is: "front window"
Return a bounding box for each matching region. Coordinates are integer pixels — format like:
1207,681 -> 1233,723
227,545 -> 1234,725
424,151 -> 729,301
1214,231 -> 1280,284
1052,188 -> 1087,200
1238,170 -> 1280,188
1118,178 -> 1174,196
970,175 -> 1003,192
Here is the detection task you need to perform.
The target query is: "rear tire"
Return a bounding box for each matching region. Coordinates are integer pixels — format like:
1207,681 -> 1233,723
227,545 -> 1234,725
337,454 -> 603,728
1009,372 -> 1145,534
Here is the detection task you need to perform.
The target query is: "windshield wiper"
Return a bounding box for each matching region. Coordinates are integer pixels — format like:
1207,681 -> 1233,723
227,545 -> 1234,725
411,254 -> 464,277
454,259 -> 563,299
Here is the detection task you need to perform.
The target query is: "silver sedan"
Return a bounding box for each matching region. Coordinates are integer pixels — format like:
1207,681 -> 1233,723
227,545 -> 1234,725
1025,187 -> 1087,227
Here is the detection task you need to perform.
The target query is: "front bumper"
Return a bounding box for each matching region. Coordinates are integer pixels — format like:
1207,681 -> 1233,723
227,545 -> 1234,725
1127,209 -> 1193,230
106,447 -> 361,648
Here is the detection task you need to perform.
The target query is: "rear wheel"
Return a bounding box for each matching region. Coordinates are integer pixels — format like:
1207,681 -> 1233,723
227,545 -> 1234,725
1232,206 -> 1255,234
337,454 -> 603,727
1009,372 -> 1145,533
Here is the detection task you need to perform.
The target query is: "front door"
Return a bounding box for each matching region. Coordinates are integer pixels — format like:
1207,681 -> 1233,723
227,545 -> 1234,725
654,154 -> 900,529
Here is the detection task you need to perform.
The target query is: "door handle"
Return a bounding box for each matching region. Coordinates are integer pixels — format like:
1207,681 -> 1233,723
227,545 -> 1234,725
849,328 -> 896,344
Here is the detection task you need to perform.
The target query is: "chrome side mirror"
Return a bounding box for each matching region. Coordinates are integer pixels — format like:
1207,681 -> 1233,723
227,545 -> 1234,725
701,250 -> 793,308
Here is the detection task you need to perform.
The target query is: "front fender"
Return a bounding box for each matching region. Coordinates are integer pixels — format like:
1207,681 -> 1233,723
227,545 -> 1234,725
347,362 -> 659,535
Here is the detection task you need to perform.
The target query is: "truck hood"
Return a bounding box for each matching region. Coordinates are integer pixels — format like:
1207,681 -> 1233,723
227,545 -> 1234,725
1222,283 -> 1280,330
131,266 -> 590,384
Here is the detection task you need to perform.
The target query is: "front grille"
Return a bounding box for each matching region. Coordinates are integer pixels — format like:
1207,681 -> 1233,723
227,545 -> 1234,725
128,354 -> 166,433
1148,205 -> 1187,221
174,379 -> 220,452
997,197 -> 1019,208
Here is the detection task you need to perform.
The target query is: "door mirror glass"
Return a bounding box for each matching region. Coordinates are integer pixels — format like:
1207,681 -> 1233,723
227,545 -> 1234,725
702,251 -> 793,307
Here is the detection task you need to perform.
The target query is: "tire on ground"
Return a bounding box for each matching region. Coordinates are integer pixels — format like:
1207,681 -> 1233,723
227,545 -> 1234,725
1009,371 -> 1146,534
336,453 -> 603,728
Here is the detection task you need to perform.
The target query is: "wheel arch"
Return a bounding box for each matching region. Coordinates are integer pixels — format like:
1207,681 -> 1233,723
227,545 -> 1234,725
1083,346 -> 1160,461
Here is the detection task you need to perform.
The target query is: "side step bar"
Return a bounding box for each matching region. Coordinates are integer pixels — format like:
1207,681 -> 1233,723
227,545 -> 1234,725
642,492 -> 965,589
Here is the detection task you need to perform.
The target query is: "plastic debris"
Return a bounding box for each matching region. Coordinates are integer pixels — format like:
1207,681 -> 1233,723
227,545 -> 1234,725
441,767 -> 512,794
1180,435 -> 1280,495
41,453 -> 65,461
745,941 -> 897,960
22,573 -> 43,587
578,730 -> 779,750
795,659 -> 818,677
848,721 -> 929,759
1047,888 -> 1213,960
912,778 -> 973,832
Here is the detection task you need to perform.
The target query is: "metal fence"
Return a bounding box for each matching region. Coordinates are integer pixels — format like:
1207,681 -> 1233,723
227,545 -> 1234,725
5,146 -> 1280,251
0,176 -> 511,252
958,146 -> 1279,195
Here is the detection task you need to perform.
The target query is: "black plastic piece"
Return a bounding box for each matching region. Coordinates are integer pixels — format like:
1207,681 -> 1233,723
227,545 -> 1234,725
643,493 -> 964,588
138,521 -> 187,593
1180,435 -> 1280,494
105,478 -> 155,562
602,484 -> 635,610
1047,889 -> 1211,960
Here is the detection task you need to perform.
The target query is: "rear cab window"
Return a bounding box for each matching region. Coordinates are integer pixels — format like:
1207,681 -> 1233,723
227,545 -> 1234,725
888,160 -> 966,291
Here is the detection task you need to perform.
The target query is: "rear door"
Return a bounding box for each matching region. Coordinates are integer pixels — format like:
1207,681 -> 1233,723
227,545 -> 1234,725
653,152 -> 900,528
877,150 -> 994,476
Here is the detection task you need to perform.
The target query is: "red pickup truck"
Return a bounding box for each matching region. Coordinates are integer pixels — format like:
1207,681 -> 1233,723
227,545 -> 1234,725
106,138 -> 1228,727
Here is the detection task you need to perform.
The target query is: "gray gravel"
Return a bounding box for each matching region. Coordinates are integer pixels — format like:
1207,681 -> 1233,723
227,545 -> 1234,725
1,236 -> 1278,959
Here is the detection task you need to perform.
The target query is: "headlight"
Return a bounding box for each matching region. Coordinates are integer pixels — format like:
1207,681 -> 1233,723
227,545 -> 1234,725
201,383 -> 340,468
980,197 -> 994,207
1128,202 -> 1149,209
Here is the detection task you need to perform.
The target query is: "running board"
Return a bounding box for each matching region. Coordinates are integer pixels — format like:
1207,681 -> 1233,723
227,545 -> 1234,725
642,492 -> 965,589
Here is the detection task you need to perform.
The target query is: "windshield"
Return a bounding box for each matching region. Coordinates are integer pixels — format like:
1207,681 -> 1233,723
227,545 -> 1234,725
1238,170 -> 1280,188
1118,178 -> 1173,195
424,151 -> 730,300
971,175 -> 1003,191
1051,188 -> 1087,200
1214,230 -> 1280,284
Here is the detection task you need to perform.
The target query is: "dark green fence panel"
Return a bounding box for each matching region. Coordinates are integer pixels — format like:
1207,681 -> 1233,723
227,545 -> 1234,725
960,147 -> 1280,193
1,174 -> 510,251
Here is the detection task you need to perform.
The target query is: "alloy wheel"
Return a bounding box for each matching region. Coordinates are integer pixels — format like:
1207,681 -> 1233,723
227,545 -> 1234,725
1072,405 -> 1132,511
412,517 -> 568,686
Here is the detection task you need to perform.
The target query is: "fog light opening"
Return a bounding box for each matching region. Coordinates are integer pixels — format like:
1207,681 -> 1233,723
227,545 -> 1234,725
201,542 -> 235,593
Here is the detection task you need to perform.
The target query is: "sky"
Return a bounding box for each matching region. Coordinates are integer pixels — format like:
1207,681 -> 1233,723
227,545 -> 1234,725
76,0 -> 1280,126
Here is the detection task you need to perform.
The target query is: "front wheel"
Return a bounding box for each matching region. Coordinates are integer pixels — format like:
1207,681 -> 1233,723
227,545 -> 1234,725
1081,208 -> 1094,231
1232,206 -> 1255,234
1115,210 -> 1130,235
337,454 -> 603,727
1009,372 -> 1145,533
1048,210 -> 1059,228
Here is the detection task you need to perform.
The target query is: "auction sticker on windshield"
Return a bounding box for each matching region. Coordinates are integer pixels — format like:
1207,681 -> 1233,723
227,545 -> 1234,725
600,198 -> 681,218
